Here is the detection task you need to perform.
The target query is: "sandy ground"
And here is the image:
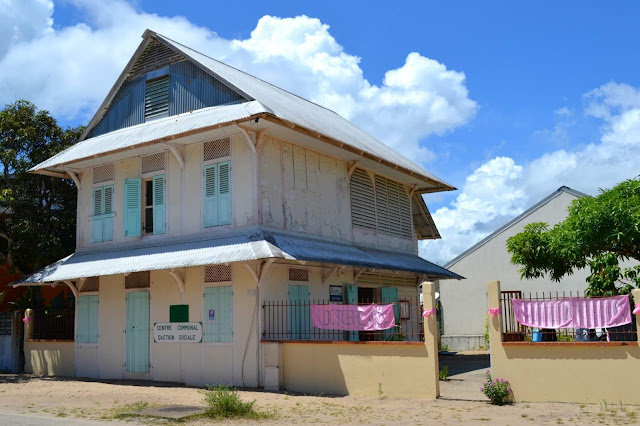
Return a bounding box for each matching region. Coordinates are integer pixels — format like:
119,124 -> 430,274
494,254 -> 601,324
1,373 -> 639,425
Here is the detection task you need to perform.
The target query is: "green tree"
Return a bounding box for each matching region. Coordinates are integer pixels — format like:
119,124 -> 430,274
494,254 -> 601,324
0,100 -> 84,274
507,177 -> 640,296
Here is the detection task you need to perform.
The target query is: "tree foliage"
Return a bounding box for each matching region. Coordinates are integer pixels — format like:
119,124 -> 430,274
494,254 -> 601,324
507,177 -> 640,295
0,100 -> 84,274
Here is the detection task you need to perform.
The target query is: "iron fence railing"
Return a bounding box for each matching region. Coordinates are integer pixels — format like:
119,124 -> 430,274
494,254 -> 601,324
263,297 -> 424,342
500,290 -> 637,343
32,311 -> 75,340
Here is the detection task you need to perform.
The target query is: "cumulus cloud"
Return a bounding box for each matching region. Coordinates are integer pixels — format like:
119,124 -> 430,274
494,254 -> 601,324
421,81 -> 640,265
0,0 -> 477,164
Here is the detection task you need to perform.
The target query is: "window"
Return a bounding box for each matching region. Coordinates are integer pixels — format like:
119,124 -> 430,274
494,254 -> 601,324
92,185 -> 113,243
77,295 -> 99,344
349,168 -> 413,239
123,160 -> 165,238
203,161 -> 231,227
145,75 -> 169,121
204,286 -> 232,342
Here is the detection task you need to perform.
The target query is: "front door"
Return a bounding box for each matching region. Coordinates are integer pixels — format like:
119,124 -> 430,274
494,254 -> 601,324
125,290 -> 150,373
288,285 -> 310,340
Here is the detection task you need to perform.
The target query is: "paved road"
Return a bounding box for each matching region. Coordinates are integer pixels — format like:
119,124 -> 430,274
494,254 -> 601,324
0,413 -> 128,425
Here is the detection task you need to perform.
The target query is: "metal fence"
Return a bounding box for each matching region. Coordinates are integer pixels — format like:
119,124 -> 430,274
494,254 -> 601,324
32,311 -> 75,340
263,297 -> 424,342
500,290 -> 637,343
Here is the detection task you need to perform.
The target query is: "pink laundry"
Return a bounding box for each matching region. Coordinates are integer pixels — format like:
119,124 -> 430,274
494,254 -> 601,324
311,304 -> 396,331
512,295 -> 631,329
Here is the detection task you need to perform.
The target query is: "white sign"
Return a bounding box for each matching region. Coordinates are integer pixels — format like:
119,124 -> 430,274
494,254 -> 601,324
153,322 -> 203,343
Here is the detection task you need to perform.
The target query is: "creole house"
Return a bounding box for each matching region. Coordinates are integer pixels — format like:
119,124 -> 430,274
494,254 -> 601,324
14,30 -> 460,398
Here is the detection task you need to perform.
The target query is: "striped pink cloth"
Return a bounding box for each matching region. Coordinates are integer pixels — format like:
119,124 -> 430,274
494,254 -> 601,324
512,296 -> 631,329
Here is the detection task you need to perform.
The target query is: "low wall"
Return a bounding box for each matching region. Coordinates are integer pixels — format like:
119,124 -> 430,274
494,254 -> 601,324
283,342 -> 437,398
24,340 -> 74,377
488,281 -> 640,404
441,334 -> 486,351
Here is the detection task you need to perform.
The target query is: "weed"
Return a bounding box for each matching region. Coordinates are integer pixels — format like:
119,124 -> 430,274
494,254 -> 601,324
481,370 -> 513,405
378,381 -> 385,400
200,385 -> 273,419
109,401 -> 149,419
439,365 -> 449,381
439,343 -> 450,352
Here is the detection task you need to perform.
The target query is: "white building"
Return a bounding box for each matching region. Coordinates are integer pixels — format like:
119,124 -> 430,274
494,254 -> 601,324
14,30 -> 458,397
438,186 -> 590,351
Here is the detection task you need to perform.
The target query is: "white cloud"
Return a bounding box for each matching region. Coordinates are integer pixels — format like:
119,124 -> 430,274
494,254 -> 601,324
0,1 -> 477,164
422,81 -> 640,265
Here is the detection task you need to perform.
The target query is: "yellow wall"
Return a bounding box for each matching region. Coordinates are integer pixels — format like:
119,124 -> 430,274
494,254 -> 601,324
25,341 -> 74,377
488,281 -> 640,404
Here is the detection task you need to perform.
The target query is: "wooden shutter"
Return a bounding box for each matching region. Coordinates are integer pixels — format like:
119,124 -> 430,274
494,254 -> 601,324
92,185 -> 113,243
203,164 -> 218,227
380,287 -> 399,339
125,291 -> 150,373
217,161 -> 231,225
152,174 -> 166,234
350,169 -> 376,230
346,285 -> 359,341
102,185 -> 114,242
204,286 -> 233,342
288,285 -> 310,340
78,295 -> 99,344
92,187 -> 104,243
375,175 -> 390,235
124,178 -> 142,237
145,76 -> 169,121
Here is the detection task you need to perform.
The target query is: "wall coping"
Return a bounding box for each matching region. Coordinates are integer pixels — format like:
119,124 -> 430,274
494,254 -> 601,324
26,339 -> 74,343
262,339 -> 425,346
502,341 -> 634,347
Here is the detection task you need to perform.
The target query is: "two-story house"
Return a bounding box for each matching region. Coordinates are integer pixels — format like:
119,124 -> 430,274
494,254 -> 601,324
14,30 -> 460,397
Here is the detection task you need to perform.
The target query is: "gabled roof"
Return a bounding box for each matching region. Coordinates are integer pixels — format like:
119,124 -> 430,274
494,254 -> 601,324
12,226 -> 462,286
445,186 -> 588,268
31,30 -> 453,192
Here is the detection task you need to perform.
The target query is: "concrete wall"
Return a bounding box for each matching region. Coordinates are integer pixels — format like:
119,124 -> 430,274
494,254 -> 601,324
25,341 -> 74,376
439,191 -> 589,349
264,282 -> 440,398
488,281 -> 640,404
73,264 -> 259,387
76,135 -> 255,249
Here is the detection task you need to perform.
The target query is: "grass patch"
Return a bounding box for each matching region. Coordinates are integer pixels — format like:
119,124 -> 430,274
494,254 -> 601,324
439,365 -> 449,381
200,385 -> 274,420
108,400 -> 150,419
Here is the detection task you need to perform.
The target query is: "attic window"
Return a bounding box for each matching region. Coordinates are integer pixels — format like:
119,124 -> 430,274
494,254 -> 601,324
145,76 -> 169,121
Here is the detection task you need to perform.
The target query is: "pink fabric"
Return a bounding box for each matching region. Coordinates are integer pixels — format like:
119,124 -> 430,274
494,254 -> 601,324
633,305 -> 640,315
512,296 -> 631,329
422,308 -> 436,318
488,307 -> 502,317
311,304 -> 396,331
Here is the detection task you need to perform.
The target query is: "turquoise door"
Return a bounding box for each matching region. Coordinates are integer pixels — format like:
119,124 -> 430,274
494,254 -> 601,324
125,291 -> 150,373
381,287 -> 399,340
346,285 -> 359,341
288,285 -> 310,340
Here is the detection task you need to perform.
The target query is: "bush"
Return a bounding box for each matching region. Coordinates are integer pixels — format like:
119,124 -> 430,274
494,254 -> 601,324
481,370 -> 513,405
201,385 -> 268,419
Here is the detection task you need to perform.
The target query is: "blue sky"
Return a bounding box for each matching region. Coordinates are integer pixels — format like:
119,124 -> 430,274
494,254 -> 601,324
2,1 -> 639,263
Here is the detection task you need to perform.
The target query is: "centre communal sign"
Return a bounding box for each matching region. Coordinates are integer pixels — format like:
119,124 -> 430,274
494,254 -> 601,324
153,322 -> 203,343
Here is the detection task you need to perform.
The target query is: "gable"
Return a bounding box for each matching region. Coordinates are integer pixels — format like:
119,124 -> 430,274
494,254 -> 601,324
88,41 -> 246,138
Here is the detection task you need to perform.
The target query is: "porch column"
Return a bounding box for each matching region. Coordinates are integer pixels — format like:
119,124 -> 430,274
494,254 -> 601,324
421,281 -> 440,398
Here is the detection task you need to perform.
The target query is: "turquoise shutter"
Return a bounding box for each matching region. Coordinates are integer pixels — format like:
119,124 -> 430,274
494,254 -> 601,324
381,287 -> 399,339
204,286 -> 233,342
346,285 -> 359,341
92,187 -> 104,243
288,285 -> 310,340
217,161 -> 231,225
203,164 -> 218,227
124,178 -> 142,237
78,295 -> 99,344
152,174 -> 166,234
126,291 -> 149,373
102,185 -> 113,242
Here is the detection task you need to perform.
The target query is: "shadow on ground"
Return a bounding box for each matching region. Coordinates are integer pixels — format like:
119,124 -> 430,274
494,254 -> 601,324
438,352 -> 490,401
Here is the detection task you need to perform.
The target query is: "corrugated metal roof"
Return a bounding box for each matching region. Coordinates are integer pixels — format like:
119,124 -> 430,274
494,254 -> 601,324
30,101 -> 269,172
31,31 -> 453,190
13,227 -> 461,286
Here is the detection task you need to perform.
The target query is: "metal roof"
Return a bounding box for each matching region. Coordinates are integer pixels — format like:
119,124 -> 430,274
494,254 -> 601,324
31,30 -> 453,191
31,101 -> 269,172
444,186 -> 589,268
13,227 -> 461,286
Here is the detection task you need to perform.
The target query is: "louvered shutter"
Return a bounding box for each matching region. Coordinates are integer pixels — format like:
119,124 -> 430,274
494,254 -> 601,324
217,161 -> 231,225
145,76 -> 169,121
375,175 -> 390,235
92,185 -> 113,243
92,187 -> 103,243
381,287 -> 399,339
102,185 -> 114,242
346,285 -> 359,341
124,178 -> 142,237
350,169 -> 376,230
203,164 -> 218,227
152,174 -> 166,234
